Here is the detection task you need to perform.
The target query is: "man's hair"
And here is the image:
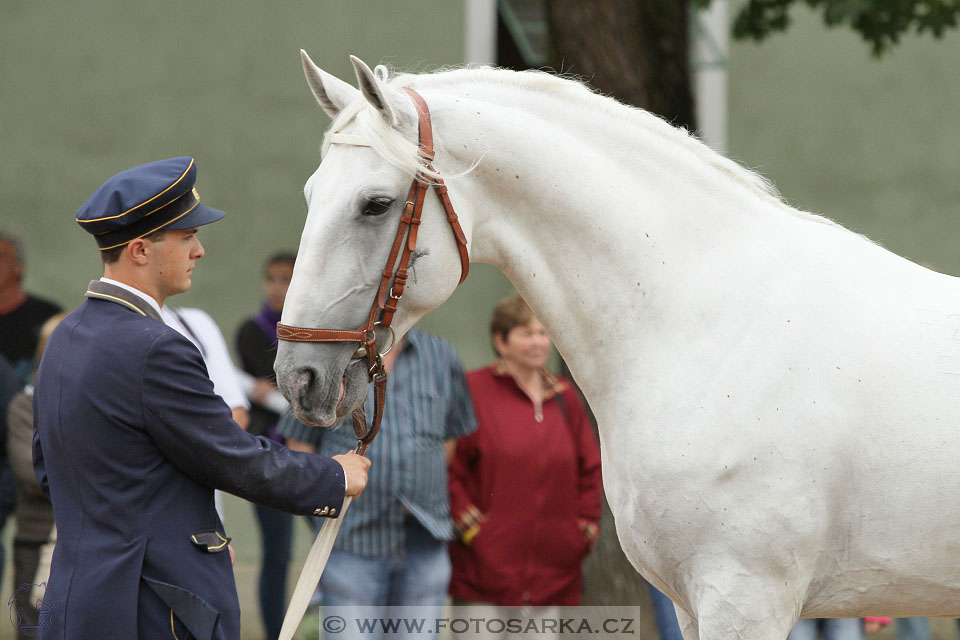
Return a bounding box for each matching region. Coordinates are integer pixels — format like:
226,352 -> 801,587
0,229 -> 25,269
489,294 -> 535,341
100,229 -> 167,265
264,251 -> 297,273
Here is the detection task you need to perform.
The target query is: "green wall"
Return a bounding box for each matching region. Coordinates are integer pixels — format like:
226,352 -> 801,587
4,1 -> 957,372
727,3 -> 960,276
1,0 -> 519,369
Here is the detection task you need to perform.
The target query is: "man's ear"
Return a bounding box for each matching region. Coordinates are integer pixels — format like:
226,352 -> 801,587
126,238 -> 150,266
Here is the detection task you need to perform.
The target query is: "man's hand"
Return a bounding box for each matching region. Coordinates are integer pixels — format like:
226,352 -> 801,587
333,451 -> 371,497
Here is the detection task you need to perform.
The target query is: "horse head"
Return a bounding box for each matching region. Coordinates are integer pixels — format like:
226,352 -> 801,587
275,53 -> 469,427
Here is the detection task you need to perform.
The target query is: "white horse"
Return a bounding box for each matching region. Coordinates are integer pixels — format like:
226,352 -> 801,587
275,52 -> 960,639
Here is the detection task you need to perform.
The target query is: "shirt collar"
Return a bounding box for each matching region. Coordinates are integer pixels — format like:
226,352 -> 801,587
100,277 -> 163,319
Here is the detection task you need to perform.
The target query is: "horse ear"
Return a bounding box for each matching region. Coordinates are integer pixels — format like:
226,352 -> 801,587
300,50 -> 358,119
349,56 -> 411,129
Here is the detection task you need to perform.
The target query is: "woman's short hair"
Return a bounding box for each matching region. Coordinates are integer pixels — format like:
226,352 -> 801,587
489,294 -> 535,340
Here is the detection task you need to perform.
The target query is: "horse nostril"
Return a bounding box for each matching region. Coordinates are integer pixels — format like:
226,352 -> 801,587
293,366 -> 316,396
298,367 -> 315,392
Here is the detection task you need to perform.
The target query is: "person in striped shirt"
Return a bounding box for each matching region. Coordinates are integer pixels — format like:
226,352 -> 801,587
279,329 -> 476,632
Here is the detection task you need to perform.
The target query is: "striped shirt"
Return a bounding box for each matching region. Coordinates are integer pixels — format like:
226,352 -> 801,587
278,330 -> 476,555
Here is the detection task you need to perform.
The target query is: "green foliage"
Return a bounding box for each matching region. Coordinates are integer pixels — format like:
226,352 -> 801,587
693,0 -> 960,55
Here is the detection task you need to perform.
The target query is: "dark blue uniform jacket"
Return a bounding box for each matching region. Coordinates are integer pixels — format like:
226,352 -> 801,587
33,282 -> 344,640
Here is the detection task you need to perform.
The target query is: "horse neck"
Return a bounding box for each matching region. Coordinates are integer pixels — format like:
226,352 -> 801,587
432,87 -> 806,412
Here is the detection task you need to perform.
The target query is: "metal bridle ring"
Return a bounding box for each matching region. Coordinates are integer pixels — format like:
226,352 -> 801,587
372,322 -> 397,357
350,324 -> 397,361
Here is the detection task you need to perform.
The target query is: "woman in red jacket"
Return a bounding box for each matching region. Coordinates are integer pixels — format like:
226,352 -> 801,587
448,294 -> 602,608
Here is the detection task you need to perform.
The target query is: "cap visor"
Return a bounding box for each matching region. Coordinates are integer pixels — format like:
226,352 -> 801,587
166,203 -> 225,230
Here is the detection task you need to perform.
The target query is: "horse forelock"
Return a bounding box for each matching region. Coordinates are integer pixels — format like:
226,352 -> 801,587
321,64 -> 843,230
321,89 -> 443,182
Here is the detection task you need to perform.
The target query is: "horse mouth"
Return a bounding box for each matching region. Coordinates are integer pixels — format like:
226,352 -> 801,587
279,358 -> 366,428
336,376 -> 346,412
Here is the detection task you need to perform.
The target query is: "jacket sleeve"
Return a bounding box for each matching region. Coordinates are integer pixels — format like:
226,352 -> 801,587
141,331 -> 344,517
447,427 -> 484,543
31,396 -> 49,500
565,386 -> 602,526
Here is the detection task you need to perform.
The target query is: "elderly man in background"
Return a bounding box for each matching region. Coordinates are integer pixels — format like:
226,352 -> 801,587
0,231 -> 61,386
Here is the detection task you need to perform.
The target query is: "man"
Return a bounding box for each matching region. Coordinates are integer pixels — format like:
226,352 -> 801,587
33,156 -> 370,640
280,329 -> 476,637
0,231 -> 61,385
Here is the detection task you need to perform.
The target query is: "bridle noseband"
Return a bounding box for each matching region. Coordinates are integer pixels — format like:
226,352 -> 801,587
277,88 -> 469,455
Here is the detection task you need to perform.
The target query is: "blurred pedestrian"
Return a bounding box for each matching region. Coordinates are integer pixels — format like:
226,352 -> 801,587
0,230 -> 61,385
280,329 -> 476,639
0,353 -> 24,598
447,294 -> 602,625
893,617 -> 931,640
235,251 -> 297,640
788,617 -> 891,639
6,313 -> 64,639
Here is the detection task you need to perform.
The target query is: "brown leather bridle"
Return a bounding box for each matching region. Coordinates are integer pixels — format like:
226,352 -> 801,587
277,88 -> 469,455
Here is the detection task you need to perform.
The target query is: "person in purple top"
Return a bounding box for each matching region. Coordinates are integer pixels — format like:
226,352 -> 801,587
235,251 -> 297,640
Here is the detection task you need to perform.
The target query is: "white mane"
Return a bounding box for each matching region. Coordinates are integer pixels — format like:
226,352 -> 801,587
325,65 -> 842,228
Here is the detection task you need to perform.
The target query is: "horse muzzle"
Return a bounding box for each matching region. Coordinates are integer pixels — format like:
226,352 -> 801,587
275,341 -> 369,426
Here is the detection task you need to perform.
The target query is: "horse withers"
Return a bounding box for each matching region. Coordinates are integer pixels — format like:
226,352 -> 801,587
275,52 -> 960,639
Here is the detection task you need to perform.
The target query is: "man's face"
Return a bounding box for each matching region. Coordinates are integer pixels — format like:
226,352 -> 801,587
0,240 -> 23,292
148,228 -> 204,299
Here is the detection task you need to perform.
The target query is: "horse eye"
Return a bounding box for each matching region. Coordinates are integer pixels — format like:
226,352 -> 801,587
362,197 -> 394,217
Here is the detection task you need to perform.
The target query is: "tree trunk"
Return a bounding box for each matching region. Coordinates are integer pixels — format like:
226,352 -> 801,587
545,0 -> 696,611
544,0 -> 695,130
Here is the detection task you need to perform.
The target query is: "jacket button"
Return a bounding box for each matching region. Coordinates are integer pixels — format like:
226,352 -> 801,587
313,506 -> 330,516
329,508 -> 337,516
